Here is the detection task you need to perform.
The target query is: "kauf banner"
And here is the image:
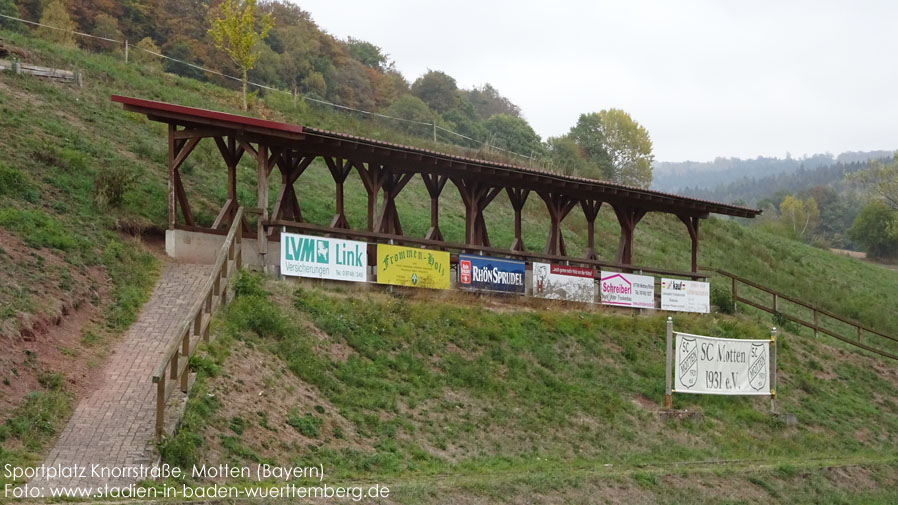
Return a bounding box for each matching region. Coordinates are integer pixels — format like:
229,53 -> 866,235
674,332 -> 772,396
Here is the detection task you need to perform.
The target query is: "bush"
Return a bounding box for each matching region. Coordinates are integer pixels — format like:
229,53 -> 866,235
0,162 -> 29,197
225,295 -> 292,340
233,271 -> 266,298
94,165 -> 137,208
711,284 -> 734,314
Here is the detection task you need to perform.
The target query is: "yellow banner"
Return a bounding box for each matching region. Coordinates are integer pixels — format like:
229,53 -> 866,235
376,244 -> 450,289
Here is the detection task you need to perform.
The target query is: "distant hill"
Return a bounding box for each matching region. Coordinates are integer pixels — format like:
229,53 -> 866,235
678,158 -> 886,206
652,151 -> 893,193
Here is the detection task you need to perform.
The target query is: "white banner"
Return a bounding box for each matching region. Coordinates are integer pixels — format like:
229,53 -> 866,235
599,271 -> 655,309
532,262 -> 595,303
661,278 -> 710,314
281,232 -> 367,282
674,332 -> 771,395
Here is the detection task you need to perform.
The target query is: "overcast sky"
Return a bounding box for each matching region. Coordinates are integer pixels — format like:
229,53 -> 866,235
289,0 -> 898,162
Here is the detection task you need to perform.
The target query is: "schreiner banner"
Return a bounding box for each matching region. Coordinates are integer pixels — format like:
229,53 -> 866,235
280,232 -> 367,282
458,254 -> 526,294
674,332 -> 772,395
599,271 -> 655,308
661,278 -> 710,313
377,244 -> 450,289
532,262 -> 595,303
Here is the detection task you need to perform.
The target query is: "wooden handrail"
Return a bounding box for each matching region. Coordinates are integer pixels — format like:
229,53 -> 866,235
713,267 -> 898,362
152,207 -> 245,439
268,219 -> 710,281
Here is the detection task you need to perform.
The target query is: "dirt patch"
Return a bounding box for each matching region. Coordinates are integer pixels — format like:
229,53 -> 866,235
0,231 -> 111,423
198,338 -> 370,475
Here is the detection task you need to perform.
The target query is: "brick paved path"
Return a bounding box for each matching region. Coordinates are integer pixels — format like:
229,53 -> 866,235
31,262 -> 211,496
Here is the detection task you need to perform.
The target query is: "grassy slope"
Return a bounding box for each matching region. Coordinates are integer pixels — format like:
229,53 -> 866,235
0,29 -> 897,501
161,275 -> 898,504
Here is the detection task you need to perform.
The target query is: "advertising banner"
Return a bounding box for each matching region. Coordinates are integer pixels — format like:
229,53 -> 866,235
532,262 -> 595,303
599,271 -> 655,309
377,244 -> 450,289
661,278 -> 710,314
458,254 -> 526,294
280,232 -> 367,282
674,332 -> 771,395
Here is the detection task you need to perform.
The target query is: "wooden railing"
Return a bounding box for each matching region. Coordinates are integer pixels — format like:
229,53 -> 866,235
152,207 -> 252,439
714,268 -> 898,362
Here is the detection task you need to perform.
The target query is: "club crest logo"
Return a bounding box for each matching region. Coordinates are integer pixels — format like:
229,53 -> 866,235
748,342 -> 767,391
678,337 -> 698,388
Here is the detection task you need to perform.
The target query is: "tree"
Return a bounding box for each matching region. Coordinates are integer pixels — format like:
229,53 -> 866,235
410,70 -> 459,113
385,94 -> 434,134
162,41 -> 205,81
208,0 -> 274,111
483,114 -> 545,158
854,154 -> 898,211
547,135 -> 595,177
569,109 -> 654,187
37,0 -> 77,47
91,13 -> 123,52
0,0 -> 21,32
464,83 -> 521,119
849,200 -> 898,259
133,37 -> 162,71
779,194 -> 820,241
346,37 -> 387,70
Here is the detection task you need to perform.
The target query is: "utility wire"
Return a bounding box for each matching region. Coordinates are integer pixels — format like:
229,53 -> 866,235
0,12 -> 538,162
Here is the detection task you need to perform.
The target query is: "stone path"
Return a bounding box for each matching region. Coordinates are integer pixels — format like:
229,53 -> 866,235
31,262 -> 211,495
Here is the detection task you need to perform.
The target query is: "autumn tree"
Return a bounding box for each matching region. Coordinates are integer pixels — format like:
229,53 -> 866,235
547,136 -> 595,177
208,0 -> 274,110
91,13 -> 124,52
37,0 -> 77,47
134,37 -> 162,71
483,114 -> 545,158
779,194 -> 820,241
568,109 -> 654,187
346,37 -> 387,70
464,83 -> 521,119
411,70 -> 460,113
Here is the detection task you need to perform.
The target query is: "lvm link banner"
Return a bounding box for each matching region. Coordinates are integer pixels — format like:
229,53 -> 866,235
667,324 -> 776,398
281,232 -> 367,282
377,244 -> 450,289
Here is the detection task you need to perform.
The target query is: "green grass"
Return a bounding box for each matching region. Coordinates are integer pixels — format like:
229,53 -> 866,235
163,276 -> 898,502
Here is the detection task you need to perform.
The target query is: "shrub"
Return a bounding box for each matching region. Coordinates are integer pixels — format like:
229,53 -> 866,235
711,284 -> 734,314
233,271 -> 266,298
94,165 -> 137,208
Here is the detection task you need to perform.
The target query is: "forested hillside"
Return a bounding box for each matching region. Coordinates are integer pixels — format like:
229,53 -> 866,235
653,151 -> 892,193
1,0 -> 656,186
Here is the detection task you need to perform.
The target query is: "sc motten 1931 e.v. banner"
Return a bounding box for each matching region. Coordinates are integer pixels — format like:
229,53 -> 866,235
674,332 -> 772,396
377,244 -> 450,289
280,232 -> 367,282
458,254 -> 526,294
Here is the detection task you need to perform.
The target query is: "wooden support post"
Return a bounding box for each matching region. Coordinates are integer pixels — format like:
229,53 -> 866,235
773,293 -> 778,313
375,170 -> 413,235
422,174 -> 448,241
582,199 -> 603,260
538,192 -> 577,256
453,178 -> 502,247
257,143 -> 270,258
732,276 -> 738,314
614,205 -> 647,268
271,152 -> 313,223
324,157 -> 352,229
180,329 -> 189,392
813,309 -> 819,338
212,136 -> 246,230
665,317 -> 673,409
507,188 -> 530,252
124,39 -> 129,63
677,214 -> 701,273
167,125 -> 177,230
155,375 -> 165,439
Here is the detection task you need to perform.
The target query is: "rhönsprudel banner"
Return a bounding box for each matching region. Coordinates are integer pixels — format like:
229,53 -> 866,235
458,254 -> 526,294
376,244 -> 450,289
